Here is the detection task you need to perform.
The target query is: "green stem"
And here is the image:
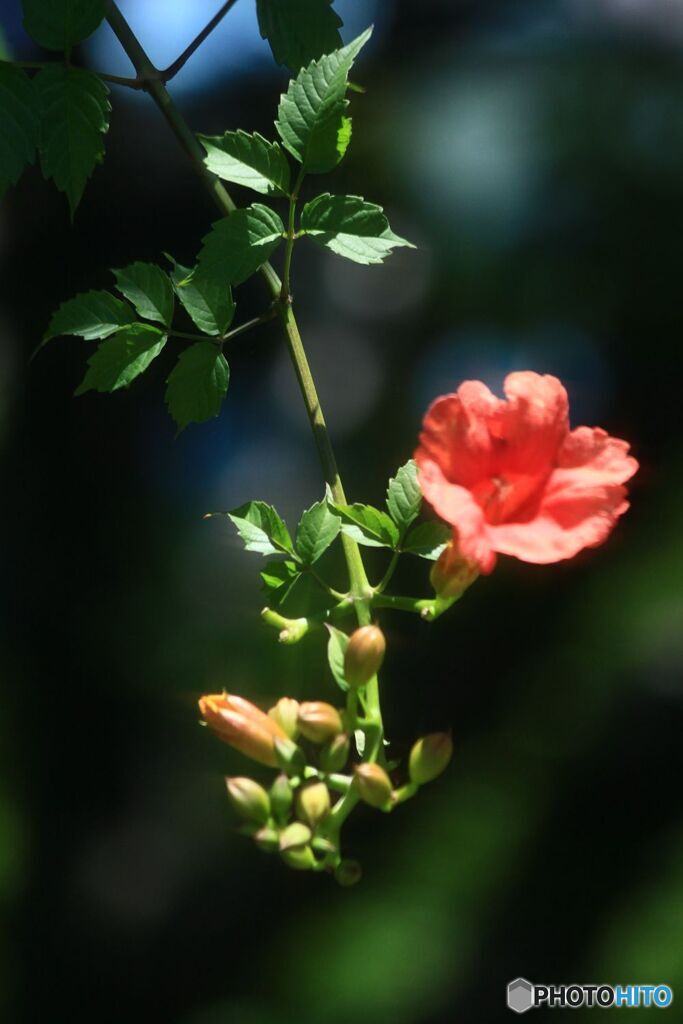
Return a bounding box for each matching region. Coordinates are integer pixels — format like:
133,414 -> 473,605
105,0 -> 382,758
375,550 -> 400,593
282,168 -> 304,300
371,593 -> 457,620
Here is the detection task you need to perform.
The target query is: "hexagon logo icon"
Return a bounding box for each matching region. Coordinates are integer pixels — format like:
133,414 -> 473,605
507,978 -> 534,1014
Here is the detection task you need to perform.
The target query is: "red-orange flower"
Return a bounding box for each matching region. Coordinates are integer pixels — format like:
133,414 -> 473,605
199,693 -> 287,766
415,372 -> 638,574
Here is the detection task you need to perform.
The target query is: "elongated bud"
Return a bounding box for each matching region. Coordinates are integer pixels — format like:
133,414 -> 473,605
274,737 -> 306,776
430,540 -> 479,599
335,859 -> 362,887
354,762 -> 393,809
199,693 -> 287,767
297,702 -> 343,743
225,777 -> 270,826
270,773 -> 293,822
268,697 -> 300,739
279,821 -> 311,852
409,732 -> 453,785
320,733 -> 350,773
253,825 -> 279,853
281,845 -> 316,871
344,625 -> 386,688
296,782 -> 330,827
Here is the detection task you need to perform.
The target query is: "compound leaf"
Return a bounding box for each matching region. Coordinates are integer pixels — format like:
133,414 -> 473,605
296,499 -> 341,564
165,342 -> 229,431
197,204 -> 284,285
301,193 -> 414,264
386,459 -> 422,535
35,65 -> 110,216
332,502 -> 399,548
200,130 -> 290,197
275,27 -> 371,173
113,261 -> 174,327
226,501 -> 295,557
257,0 -> 343,70
44,290 -> 135,342
75,323 -> 166,395
168,259 -> 235,337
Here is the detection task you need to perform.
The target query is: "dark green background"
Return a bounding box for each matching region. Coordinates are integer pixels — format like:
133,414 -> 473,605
1,1 -> 682,1021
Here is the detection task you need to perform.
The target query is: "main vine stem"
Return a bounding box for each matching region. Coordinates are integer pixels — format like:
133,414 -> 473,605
105,2 -> 381,783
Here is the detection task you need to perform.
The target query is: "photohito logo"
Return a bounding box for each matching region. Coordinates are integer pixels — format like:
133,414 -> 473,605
506,979 -> 674,1013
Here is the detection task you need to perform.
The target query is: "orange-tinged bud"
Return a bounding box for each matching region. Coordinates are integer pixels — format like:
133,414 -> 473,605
344,625 -> 386,688
268,697 -> 300,739
199,693 -> 287,767
409,732 -> 453,785
225,777 -> 270,825
430,540 -> 479,599
253,826 -> 279,852
353,762 -> 393,809
297,702 -> 343,744
296,782 -> 330,827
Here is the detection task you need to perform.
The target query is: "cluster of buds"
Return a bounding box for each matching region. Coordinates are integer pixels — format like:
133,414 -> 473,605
199,625 -> 454,881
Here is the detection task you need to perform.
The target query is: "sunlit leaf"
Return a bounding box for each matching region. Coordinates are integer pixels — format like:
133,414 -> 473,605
75,323 -> 166,395
301,193 -> 414,264
113,261 -> 174,327
276,28 -> 371,173
200,130 -> 291,197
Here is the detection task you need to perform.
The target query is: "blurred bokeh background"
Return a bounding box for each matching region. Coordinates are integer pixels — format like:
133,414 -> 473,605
2,0 -> 682,1021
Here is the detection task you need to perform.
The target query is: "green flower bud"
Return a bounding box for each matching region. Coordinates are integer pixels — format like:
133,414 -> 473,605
296,782 -> 331,827
268,697 -> 300,739
344,625 -> 386,688
297,702 -> 343,744
225,777 -> 270,826
335,859 -> 362,887
270,773 -> 293,822
279,821 -> 311,852
274,736 -> 306,776
320,733 -> 350,773
280,844 -> 316,871
409,732 -> 453,785
353,762 -> 393,809
253,825 -> 279,853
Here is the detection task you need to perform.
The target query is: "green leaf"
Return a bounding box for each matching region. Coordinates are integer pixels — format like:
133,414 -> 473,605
22,0 -> 107,51
402,521 -> 451,560
226,501 -> 295,557
168,260 -> 235,337
275,27 -> 372,173
260,559 -> 300,592
44,290 -> 136,342
257,0 -> 343,70
0,63 -> 41,197
165,342 -> 229,431
332,503 -> 400,549
197,205 -> 284,285
386,459 -> 422,536
326,624 -> 349,692
74,323 -> 166,395
113,262 -> 174,327
35,65 -> 110,216
199,130 -> 291,197
301,193 -> 414,264
295,499 -> 341,565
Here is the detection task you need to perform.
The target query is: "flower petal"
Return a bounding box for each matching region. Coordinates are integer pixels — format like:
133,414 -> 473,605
491,372 -> 569,476
487,482 -> 629,564
556,426 -> 639,485
416,457 -> 496,572
416,382 -> 500,487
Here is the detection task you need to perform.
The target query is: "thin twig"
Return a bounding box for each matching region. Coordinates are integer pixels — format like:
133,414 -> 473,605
161,0 -> 241,83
